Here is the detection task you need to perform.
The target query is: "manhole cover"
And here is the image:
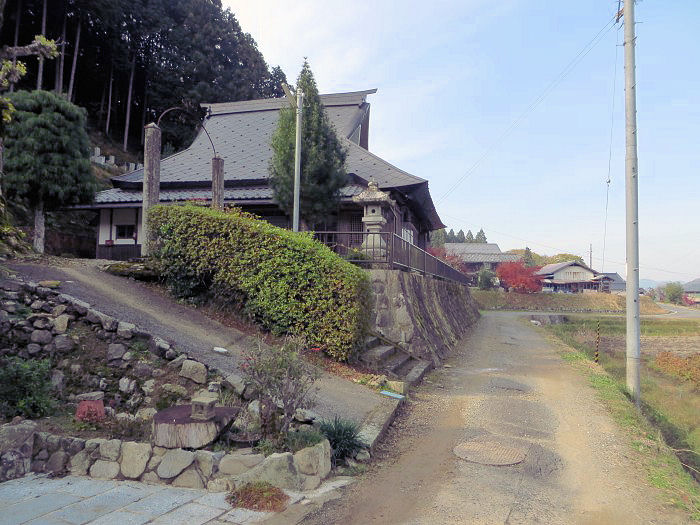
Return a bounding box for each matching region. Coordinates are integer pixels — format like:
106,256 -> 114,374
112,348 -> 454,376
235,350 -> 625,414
453,441 -> 526,466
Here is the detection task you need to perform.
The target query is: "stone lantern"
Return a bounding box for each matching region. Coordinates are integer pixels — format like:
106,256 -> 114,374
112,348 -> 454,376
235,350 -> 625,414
352,181 -> 396,257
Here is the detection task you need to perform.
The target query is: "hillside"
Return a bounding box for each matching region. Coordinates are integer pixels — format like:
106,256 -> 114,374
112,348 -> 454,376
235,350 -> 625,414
471,289 -> 666,314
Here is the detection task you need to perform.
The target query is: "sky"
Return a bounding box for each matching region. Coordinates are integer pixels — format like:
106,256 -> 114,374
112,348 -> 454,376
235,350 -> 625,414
224,1 -> 700,283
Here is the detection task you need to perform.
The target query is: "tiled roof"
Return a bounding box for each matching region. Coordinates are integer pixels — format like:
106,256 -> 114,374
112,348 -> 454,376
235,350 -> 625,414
95,89 -> 444,229
454,253 -> 521,264
536,261 -> 596,276
111,90 -> 423,190
445,243 -> 504,255
89,185 -> 365,207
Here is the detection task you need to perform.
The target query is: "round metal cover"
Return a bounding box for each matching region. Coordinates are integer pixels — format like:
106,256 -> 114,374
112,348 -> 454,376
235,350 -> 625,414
453,441 -> 526,466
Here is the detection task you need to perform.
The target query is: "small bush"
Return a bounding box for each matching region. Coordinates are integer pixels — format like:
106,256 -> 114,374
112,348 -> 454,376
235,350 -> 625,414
155,391 -> 182,411
477,268 -> 496,290
0,357 -> 55,419
227,481 -> 289,512
320,416 -> 366,466
285,428 -> 325,453
150,204 -> 373,361
241,338 -> 319,440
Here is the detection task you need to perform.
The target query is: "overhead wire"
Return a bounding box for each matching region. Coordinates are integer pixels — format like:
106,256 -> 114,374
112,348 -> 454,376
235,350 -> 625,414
436,13 -> 619,205
601,23 -> 623,273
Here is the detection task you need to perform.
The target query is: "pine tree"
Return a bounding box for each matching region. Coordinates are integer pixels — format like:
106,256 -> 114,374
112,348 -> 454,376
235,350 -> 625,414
446,229 -> 456,243
4,90 -> 94,252
475,228 -> 487,243
465,230 -> 474,243
523,246 -> 535,267
456,229 -> 466,243
269,61 -> 347,227
430,228 -> 446,248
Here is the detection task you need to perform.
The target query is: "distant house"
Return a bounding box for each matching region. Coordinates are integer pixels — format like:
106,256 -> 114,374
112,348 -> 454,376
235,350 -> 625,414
684,278 -> 700,304
77,90 -> 444,260
536,260 -> 614,293
600,272 -> 626,292
444,243 -> 521,273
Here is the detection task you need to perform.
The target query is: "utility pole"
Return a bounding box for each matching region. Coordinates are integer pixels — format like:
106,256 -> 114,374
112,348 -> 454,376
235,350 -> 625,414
589,243 -> 593,269
282,84 -> 304,232
293,90 -> 304,232
623,0 -> 641,404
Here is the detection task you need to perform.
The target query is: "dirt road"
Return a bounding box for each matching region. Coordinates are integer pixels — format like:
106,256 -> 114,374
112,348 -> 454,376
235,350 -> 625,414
306,312 -> 687,524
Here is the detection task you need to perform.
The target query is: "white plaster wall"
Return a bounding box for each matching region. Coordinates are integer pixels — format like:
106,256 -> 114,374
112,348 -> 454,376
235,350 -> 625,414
553,267 -> 594,282
98,208 -> 142,245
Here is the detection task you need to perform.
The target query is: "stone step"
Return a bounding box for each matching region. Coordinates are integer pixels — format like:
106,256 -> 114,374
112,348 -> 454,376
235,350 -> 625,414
361,344 -> 396,367
364,336 -> 381,350
383,352 -> 411,375
394,357 -> 418,379
404,360 -> 433,386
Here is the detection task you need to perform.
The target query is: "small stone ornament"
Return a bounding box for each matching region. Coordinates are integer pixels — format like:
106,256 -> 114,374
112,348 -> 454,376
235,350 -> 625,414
190,396 -> 216,421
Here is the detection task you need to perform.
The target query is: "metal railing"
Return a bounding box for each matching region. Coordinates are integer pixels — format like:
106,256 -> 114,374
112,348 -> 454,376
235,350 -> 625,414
314,231 -> 470,286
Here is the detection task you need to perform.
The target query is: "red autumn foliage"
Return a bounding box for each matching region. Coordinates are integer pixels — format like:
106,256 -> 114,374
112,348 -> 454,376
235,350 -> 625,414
75,400 -> 105,423
427,246 -> 469,274
496,261 -> 543,293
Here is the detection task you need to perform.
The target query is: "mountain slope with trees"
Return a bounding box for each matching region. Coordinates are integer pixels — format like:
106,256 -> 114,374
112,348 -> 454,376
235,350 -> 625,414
0,0 -> 286,156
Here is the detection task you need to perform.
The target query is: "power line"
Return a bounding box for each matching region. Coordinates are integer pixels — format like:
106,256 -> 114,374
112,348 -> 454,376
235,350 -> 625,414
602,24 -> 623,273
436,13 -> 618,205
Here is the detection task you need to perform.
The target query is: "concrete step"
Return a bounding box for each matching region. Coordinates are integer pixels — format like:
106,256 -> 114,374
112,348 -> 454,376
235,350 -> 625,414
394,357 -> 418,379
404,360 -> 433,386
361,344 -> 396,367
383,352 -> 411,375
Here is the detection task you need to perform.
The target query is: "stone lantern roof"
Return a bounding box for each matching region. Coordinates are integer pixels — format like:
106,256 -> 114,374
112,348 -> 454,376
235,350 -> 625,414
352,181 -> 395,207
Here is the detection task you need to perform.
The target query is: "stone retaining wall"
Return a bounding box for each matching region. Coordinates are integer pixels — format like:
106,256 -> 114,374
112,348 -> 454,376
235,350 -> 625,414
370,270 -> 480,364
1,420 -> 331,492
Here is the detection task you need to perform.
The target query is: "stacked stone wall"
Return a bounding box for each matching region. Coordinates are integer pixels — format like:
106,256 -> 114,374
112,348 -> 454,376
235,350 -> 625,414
370,270 -> 480,364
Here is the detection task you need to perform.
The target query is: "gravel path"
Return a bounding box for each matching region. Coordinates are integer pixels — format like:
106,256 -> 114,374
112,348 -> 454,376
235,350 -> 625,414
6,258 -> 389,426
304,312 -> 689,524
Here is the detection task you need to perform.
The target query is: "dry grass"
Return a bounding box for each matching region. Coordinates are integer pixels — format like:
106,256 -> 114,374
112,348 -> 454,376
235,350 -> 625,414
227,482 -> 290,512
472,289 -> 666,314
652,352 -> 700,387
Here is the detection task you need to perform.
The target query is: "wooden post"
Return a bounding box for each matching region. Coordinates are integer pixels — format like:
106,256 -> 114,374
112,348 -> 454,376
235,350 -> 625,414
142,122 -> 161,256
211,156 -> 224,210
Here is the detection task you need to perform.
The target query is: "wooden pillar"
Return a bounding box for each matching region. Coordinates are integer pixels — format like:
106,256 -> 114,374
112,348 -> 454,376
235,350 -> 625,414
211,156 -> 224,210
142,122 -> 161,256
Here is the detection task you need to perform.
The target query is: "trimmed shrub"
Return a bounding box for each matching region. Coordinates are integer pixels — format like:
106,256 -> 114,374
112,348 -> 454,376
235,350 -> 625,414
0,357 -> 55,419
150,204 -> 372,360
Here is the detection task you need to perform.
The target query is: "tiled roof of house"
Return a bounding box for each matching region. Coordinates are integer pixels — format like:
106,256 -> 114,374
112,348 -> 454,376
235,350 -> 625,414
93,89 -> 444,229
84,185 -> 365,208
445,243 -> 503,255
444,243 -> 521,263
111,90 -> 423,190
536,260 -> 596,276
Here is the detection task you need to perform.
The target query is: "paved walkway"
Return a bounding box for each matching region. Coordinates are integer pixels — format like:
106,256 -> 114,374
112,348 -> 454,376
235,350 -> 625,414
0,474 -> 355,525
0,475 -> 268,524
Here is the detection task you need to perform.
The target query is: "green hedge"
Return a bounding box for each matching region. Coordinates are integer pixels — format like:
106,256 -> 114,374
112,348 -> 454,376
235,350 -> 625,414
150,204 -> 372,361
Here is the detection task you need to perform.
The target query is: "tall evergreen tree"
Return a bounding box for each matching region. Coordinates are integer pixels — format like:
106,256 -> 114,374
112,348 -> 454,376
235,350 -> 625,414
465,230 -> 474,243
4,90 -> 94,252
456,229 -> 466,243
269,61 -> 347,227
523,246 -> 535,267
446,229 -> 456,243
475,228 -> 487,243
430,228 -> 446,248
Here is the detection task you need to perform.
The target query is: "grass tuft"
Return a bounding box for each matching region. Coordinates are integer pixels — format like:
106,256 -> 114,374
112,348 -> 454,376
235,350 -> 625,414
226,481 -> 289,512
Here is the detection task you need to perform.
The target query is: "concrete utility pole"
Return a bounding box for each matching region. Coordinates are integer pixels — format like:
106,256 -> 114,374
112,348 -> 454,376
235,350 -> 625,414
142,123 -> 161,257
623,0 -> 641,403
292,90 -> 304,232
